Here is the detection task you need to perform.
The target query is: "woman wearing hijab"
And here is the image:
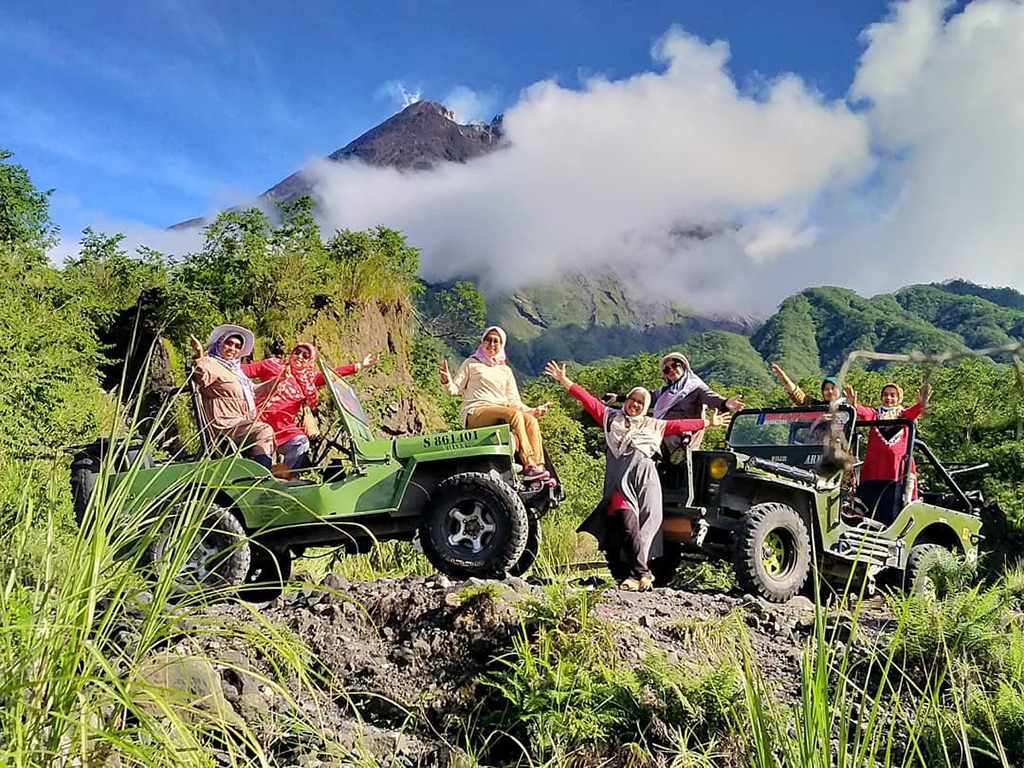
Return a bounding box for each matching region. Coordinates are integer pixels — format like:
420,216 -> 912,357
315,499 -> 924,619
648,352 -> 743,455
440,326 -> 553,482
189,325 -> 276,470
545,360 -> 721,591
770,363 -> 855,407
243,343 -> 380,469
850,382 -> 933,521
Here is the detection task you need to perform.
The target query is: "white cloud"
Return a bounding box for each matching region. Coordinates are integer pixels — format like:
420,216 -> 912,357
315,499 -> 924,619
308,26 -> 871,314
442,85 -> 498,123
374,80 -> 422,108
822,0 -> 1024,295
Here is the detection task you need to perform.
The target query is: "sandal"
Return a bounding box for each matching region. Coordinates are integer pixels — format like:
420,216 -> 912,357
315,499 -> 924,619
619,575 -> 655,592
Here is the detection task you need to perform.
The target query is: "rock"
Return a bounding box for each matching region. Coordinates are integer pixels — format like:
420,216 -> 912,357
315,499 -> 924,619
133,652 -> 242,726
412,637 -> 431,654
787,596 -> 815,613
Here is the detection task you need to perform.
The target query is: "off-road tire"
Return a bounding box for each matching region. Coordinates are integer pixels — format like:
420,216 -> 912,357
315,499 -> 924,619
904,543 -> 949,597
420,472 -> 528,579
734,502 -> 812,602
509,510 -> 541,577
70,462 -> 98,527
146,503 -> 251,596
241,543 -> 292,602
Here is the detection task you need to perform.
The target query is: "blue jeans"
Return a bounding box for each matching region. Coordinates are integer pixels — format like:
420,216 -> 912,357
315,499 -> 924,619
280,435 -> 310,469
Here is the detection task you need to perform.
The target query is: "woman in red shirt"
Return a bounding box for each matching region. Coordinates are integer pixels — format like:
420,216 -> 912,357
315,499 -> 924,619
852,382 -> 932,522
243,343 -> 379,468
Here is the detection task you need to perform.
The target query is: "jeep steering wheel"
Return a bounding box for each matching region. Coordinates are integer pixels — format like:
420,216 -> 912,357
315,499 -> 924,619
310,424 -> 351,466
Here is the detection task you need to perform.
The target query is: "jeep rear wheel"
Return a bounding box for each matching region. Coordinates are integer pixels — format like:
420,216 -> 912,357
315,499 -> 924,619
241,544 -> 292,602
734,502 -> 812,602
146,503 -> 251,596
421,472 -> 529,579
904,543 -> 949,598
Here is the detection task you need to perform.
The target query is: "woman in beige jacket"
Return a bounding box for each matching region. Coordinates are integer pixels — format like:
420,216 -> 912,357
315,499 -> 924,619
188,324 -> 276,471
439,326 -> 552,482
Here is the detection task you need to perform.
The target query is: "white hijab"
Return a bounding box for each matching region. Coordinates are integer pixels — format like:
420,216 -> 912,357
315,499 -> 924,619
604,387 -> 666,459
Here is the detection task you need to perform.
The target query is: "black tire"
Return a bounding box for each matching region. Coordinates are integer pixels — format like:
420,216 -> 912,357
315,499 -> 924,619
146,503 -> 251,596
904,543 -> 948,597
734,502 -> 812,603
509,511 -> 541,577
70,464 -> 98,527
241,543 -> 292,602
652,542 -> 683,586
420,472 -> 529,579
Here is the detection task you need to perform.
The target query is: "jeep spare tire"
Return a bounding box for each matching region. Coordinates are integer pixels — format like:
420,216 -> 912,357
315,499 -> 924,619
421,472 -> 529,579
734,502 -> 812,602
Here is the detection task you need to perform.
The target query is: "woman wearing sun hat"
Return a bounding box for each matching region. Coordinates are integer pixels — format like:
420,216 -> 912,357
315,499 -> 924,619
188,324 -> 276,470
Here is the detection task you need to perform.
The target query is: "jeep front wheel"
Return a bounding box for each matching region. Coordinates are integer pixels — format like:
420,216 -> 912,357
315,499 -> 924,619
904,543 -> 949,598
734,502 -> 812,602
421,472 -> 529,579
509,510 -> 541,577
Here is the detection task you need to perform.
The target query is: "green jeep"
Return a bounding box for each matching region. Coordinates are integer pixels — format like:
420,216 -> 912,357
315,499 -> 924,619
70,357 -> 562,597
651,404 -> 983,602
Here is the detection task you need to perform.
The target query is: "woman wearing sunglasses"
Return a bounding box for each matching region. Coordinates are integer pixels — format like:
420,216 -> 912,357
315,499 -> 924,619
243,343 -> 379,469
649,352 -> 742,456
189,325 -> 277,470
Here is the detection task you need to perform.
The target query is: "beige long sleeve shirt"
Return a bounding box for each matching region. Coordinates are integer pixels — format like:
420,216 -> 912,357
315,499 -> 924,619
444,359 -> 531,425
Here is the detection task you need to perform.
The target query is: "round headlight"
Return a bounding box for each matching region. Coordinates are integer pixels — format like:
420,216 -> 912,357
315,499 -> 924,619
709,457 -> 730,480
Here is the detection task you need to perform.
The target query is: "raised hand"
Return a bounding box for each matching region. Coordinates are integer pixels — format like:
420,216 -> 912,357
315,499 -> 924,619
361,353 -> 380,369
439,358 -> 451,385
918,382 -> 933,407
531,401 -> 553,418
188,334 -> 203,359
706,410 -> 726,427
843,384 -> 857,405
543,360 -> 572,388
724,394 -> 744,413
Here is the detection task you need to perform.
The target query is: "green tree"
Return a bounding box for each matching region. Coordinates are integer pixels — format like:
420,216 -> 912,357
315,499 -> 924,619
323,225 -> 421,306
0,149 -> 57,262
418,280 -> 487,346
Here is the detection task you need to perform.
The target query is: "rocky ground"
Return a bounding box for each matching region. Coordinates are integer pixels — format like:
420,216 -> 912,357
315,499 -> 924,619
120,573 -> 896,767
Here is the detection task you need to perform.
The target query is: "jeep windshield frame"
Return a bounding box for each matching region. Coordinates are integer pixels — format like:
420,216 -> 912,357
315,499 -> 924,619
727,404 -> 856,448
318,356 -> 375,445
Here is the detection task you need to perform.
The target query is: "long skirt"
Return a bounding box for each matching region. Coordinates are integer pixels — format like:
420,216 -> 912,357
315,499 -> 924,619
578,448 -> 664,579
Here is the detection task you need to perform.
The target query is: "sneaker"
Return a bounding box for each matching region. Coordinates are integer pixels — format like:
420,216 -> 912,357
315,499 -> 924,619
522,464 -> 550,481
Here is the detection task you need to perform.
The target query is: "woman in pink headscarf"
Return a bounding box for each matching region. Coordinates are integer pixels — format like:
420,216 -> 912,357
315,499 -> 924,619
440,326 -> 552,482
243,343 -> 379,468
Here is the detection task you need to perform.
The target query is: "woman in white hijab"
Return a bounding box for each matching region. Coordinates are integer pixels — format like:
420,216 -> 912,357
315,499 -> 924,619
545,360 -> 722,591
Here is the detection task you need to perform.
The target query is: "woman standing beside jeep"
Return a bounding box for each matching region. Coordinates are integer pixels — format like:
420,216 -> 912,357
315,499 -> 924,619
545,360 -> 720,591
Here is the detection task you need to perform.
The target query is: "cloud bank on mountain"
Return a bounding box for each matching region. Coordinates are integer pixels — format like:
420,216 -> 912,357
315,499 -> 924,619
305,0 -> 1024,313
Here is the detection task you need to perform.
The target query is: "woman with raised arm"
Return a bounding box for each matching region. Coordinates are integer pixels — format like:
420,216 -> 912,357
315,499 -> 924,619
188,325 -> 276,471
770,363 -> 855,407
243,343 -> 379,469
851,381 -> 933,519
545,360 -> 721,591
440,326 -> 553,482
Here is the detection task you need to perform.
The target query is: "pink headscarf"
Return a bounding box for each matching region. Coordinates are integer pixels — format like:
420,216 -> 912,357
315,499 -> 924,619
471,326 -> 507,366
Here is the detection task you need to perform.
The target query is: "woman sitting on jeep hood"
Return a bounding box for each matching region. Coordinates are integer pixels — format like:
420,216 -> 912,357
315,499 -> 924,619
243,344 -> 379,469
440,326 -> 553,483
851,382 -> 932,517
189,325 -> 276,471
545,360 -> 721,592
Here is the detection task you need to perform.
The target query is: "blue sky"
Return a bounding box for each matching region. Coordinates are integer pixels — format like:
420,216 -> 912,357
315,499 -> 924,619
3,0 -> 891,235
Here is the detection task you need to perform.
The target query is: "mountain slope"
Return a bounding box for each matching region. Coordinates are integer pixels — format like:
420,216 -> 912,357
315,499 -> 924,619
485,270 -> 759,374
